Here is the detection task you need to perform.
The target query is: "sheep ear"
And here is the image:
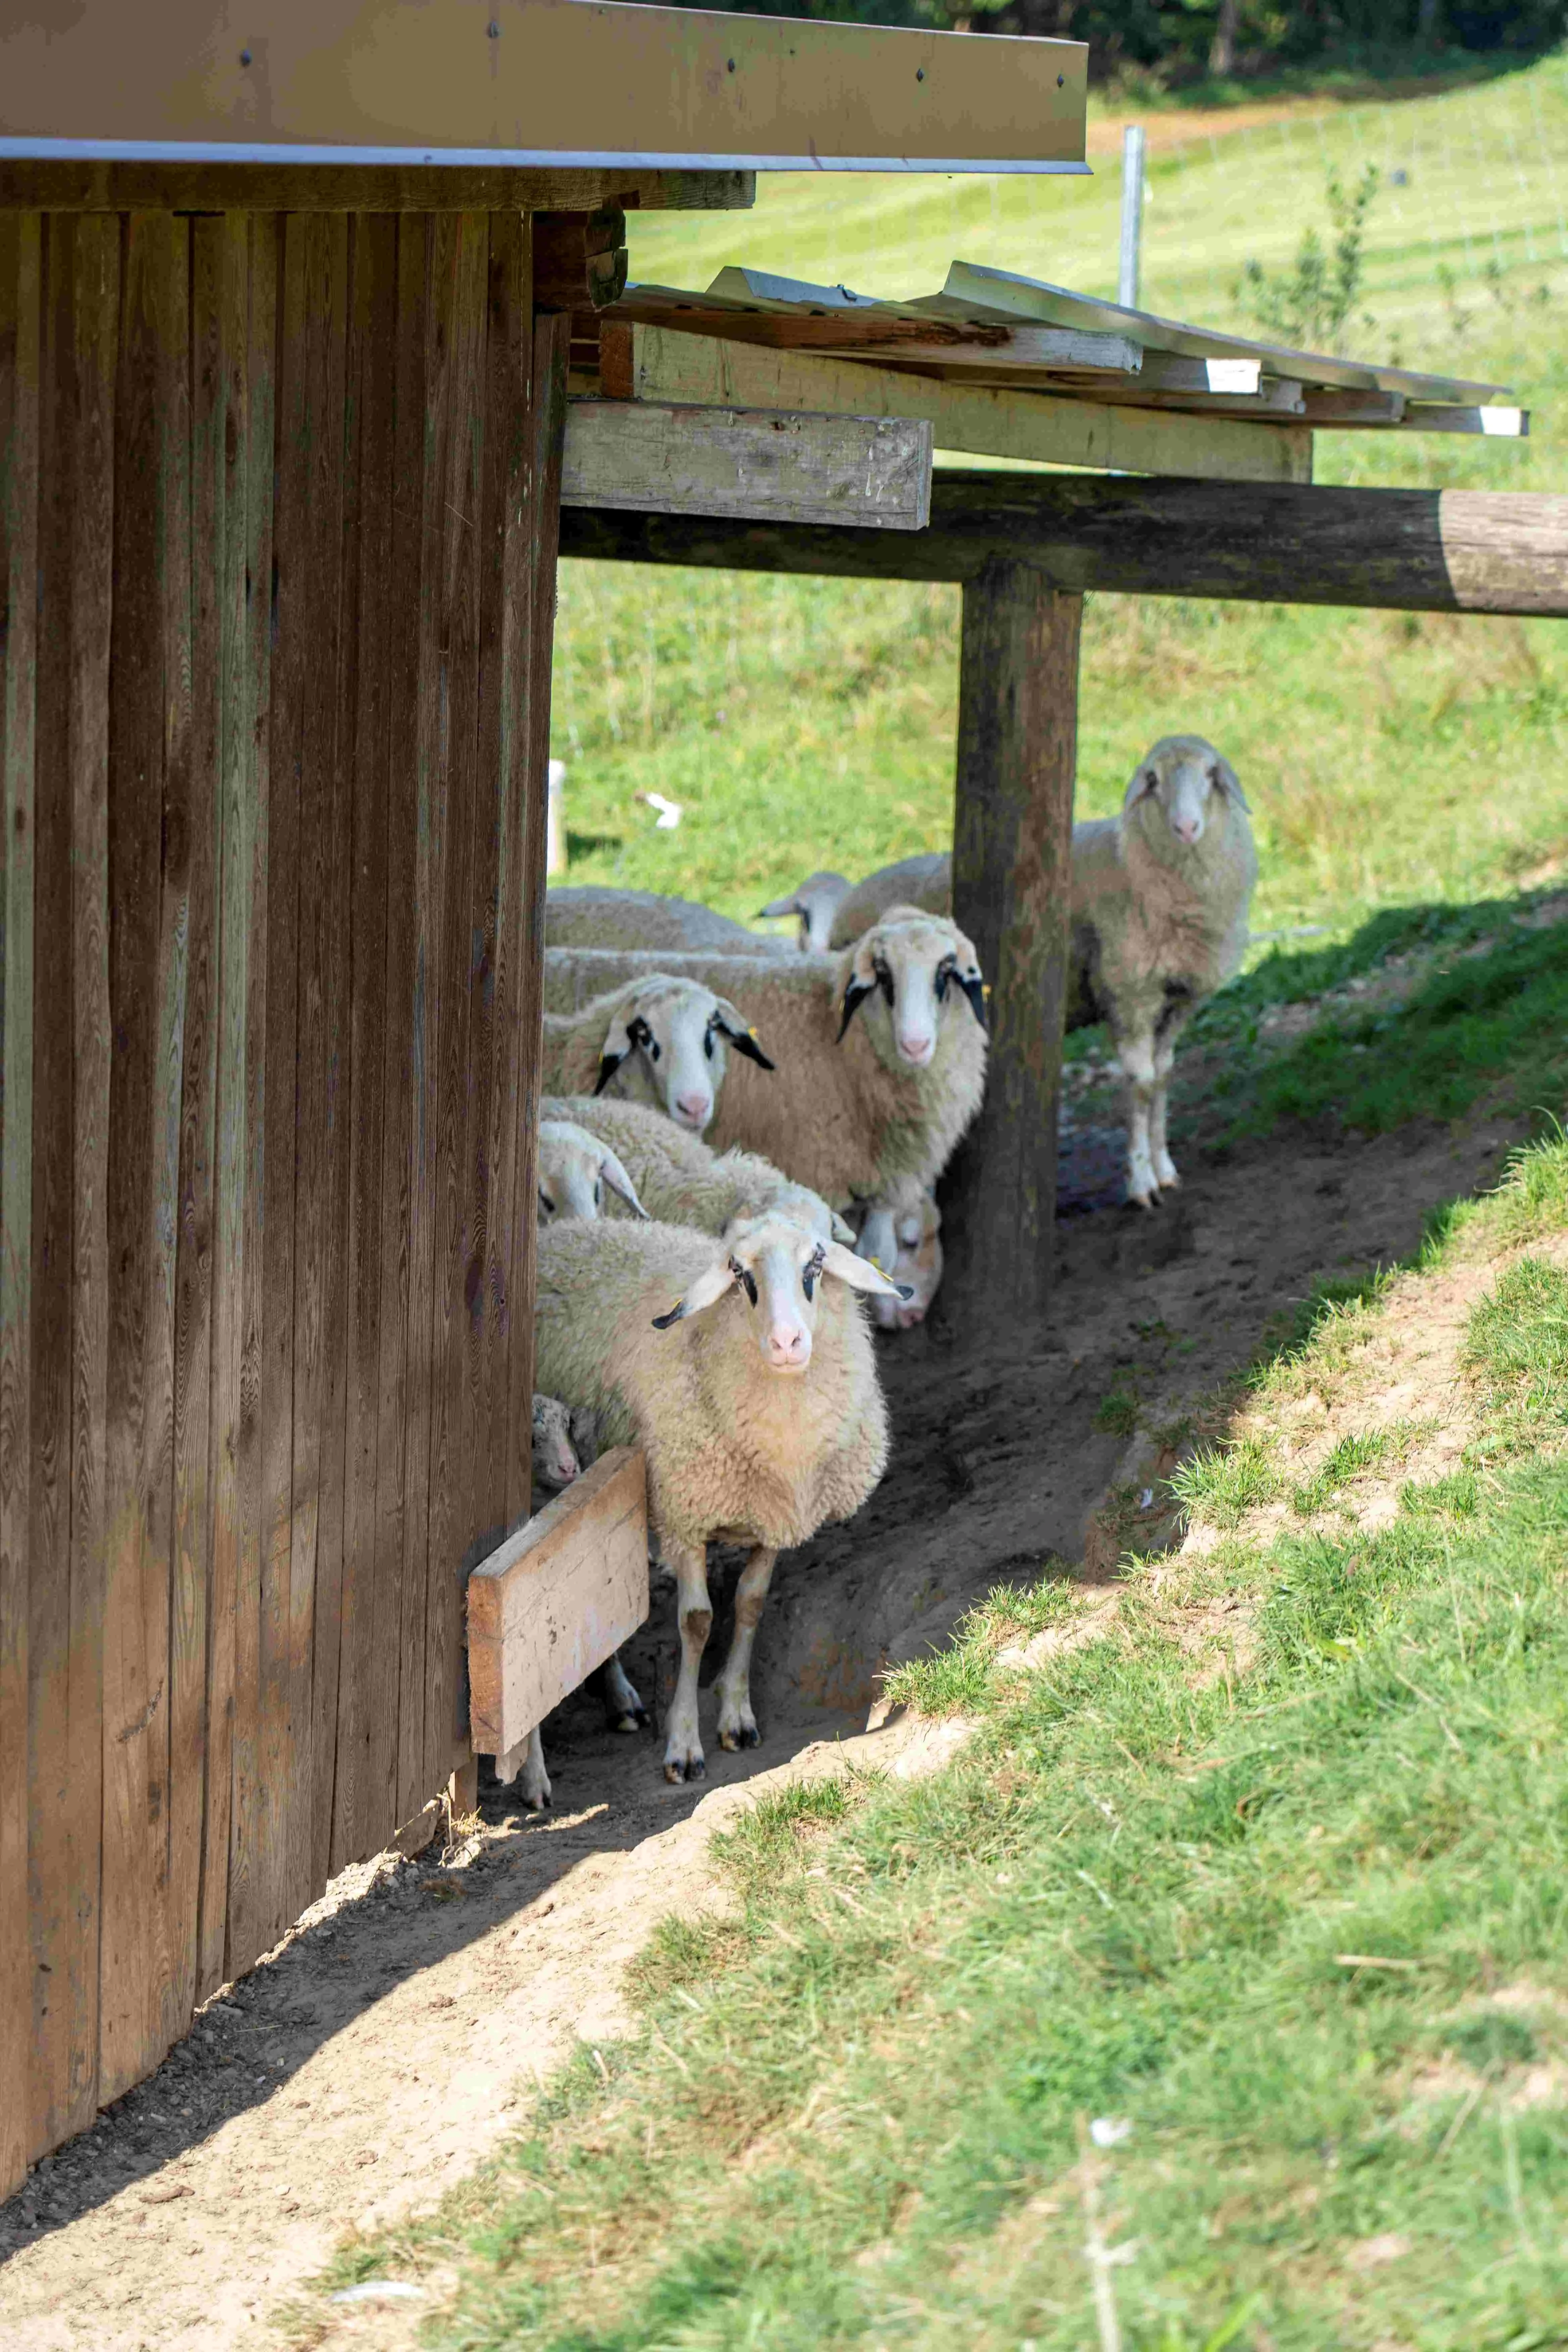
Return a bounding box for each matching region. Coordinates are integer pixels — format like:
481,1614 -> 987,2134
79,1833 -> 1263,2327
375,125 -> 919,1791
599,1148 -> 650,1219
595,1010 -> 635,1096
712,999 -> 776,1071
1211,759 -> 1251,812
830,1208 -> 857,1246
651,1256 -> 737,1330
757,890 -> 803,919
836,976 -> 876,1042
822,1240 -> 910,1301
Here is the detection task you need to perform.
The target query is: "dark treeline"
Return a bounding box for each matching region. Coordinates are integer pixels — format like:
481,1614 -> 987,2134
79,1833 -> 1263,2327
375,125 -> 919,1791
641,0 -> 1567,79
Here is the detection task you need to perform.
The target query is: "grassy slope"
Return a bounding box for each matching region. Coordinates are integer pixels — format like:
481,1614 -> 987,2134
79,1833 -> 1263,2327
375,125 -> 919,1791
552,55 -> 1568,940
312,1136 -> 1568,2350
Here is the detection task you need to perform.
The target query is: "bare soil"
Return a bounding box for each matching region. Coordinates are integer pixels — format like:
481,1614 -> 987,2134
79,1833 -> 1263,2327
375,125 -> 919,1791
0,1093 -> 1528,2352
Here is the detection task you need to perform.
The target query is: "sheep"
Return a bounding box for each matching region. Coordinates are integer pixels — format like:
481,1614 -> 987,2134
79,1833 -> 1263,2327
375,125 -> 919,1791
785,735 -> 1255,1208
821,852 -> 950,950
545,885 -> 785,956
535,1207 -> 907,1780
540,909 -> 988,1247
853,1181 -> 942,1332
756,870 -> 852,953
542,972 -> 776,1136
539,1094 -> 855,1247
497,1398 -> 649,1809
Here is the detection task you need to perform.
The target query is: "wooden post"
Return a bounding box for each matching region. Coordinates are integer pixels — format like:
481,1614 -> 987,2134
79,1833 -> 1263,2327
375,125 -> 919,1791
939,564 -> 1081,1334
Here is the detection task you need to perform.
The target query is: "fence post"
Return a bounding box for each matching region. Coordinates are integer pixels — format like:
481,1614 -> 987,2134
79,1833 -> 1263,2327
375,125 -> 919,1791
1119,124 -> 1146,310
937,564 -> 1080,1337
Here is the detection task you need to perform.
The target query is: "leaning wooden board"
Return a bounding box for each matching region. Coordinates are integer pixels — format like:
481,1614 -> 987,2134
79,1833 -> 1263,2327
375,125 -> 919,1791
467,1448 -> 649,1760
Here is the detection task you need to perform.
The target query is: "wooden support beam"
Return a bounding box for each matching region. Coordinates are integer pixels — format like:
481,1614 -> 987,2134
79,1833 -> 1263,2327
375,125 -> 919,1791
558,470 -> 1568,618
561,401 -> 933,529
533,209 -> 629,314
938,568 -> 1080,1337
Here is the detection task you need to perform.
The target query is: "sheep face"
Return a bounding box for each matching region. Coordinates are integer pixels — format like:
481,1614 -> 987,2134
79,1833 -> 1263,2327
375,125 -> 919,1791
1125,734 -> 1249,852
651,1212 -> 909,1375
537,1119 -> 650,1224
595,977 -> 775,1134
531,1394 -> 581,1490
837,909 -> 987,1070
759,871 -> 852,954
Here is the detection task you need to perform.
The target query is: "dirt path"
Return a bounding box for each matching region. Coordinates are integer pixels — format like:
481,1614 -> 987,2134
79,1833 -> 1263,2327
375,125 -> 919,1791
0,1097 -> 1525,2351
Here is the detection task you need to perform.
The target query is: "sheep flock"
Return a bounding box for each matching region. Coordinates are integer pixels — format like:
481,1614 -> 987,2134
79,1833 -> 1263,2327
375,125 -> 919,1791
508,733 -> 1256,1799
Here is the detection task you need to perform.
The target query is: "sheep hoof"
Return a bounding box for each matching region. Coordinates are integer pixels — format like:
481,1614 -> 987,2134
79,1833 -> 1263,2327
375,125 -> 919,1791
718,1723 -> 761,1751
523,1786 -> 552,1812
1155,1161 -> 1181,1191
664,1754 -> 706,1784
610,1708 -> 650,1735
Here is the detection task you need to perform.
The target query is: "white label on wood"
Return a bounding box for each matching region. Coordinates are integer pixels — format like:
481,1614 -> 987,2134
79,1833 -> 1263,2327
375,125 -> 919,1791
467,1448 -> 649,1756
561,401 -> 934,529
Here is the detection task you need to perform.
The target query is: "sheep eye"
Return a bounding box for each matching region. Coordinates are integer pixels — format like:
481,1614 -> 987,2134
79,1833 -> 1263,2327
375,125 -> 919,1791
802,1245 -> 824,1302
935,955 -> 956,1000
703,1029 -> 715,1060
729,1255 -> 758,1307
873,958 -> 894,1006
594,1179 -> 603,1207
538,1189 -> 554,1215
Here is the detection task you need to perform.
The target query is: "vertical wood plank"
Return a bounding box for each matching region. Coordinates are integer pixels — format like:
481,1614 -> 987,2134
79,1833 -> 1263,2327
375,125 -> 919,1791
285,211 -> 350,1923
332,211 -> 396,1871
100,209 -> 188,2102
0,209 -> 41,2201
174,212 -> 224,2027
424,213 -> 487,1792
198,212 -> 252,2001
941,565 -> 1081,1331
506,301 -> 571,1530
66,208 -> 119,2136
224,212 -> 276,1980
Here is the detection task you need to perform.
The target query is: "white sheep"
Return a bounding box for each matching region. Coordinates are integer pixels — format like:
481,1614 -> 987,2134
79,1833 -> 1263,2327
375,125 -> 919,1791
542,972 -> 776,1136
539,1094 -> 855,1247
821,853 -> 949,950
497,1397 -> 649,1809
853,1182 -> 943,1332
785,736 -> 1255,1209
535,1209 -> 906,1780
756,870 -> 852,953
545,885 -> 785,956
540,908 -> 988,1245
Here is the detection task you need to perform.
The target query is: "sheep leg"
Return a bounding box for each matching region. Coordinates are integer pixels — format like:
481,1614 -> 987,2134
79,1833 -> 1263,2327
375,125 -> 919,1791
663,1538 -> 712,1783
1150,1040 -> 1180,1192
1117,1030 -> 1162,1210
495,1726 -> 552,1810
594,1649 -> 649,1733
714,1545 -> 778,1752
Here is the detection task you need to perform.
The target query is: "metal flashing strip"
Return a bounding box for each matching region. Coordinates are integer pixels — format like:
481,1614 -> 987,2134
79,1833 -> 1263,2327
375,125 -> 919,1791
0,137 -> 1091,174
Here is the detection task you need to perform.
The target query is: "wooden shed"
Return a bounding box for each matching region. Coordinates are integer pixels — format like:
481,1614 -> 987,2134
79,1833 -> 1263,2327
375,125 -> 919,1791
0,0 -> 1088,2195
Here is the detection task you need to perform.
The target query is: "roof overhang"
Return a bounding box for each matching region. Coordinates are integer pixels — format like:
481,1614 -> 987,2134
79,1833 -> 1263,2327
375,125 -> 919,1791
0,0 -> 1088,174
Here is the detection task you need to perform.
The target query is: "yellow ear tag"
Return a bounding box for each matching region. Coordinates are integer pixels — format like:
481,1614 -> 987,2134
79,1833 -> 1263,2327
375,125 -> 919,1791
748,1025 -> 758,1038
983,982 -> 992,1000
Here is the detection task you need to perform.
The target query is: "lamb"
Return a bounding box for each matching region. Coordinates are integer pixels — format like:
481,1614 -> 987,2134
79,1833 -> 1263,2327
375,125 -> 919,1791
540,908 -> 989,1243
786,735 -> 1255,1208
539,1094 -> 855,1246
542,972 -> 776,1136
757,870 -> 852,953
545,885 -> 784,956
535,1207 -> 906,1780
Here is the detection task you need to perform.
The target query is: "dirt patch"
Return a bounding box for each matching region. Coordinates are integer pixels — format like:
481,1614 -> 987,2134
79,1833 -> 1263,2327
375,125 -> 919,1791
0,1096 -> 1532,2350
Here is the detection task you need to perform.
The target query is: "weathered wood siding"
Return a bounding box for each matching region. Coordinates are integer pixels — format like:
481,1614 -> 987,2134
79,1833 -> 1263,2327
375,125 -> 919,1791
0,208 -> 565,2191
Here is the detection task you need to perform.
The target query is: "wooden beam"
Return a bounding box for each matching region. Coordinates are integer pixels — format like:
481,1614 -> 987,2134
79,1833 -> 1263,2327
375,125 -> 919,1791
561,401 -> 933,530
939,568 -> 1079,1336
0,161 -> 755,213
467,1449 -> 649,1761
533,209 -> 629,314
558,470 -> 1568,619
607,326 -> 1312,486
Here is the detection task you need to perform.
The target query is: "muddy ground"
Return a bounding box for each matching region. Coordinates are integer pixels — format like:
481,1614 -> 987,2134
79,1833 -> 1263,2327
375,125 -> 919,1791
0,1090 -> 1528,2352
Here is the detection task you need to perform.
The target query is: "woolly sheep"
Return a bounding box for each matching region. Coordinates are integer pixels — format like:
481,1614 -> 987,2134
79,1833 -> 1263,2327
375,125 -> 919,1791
539,1094 -> 855,1247
545,885 -> 784,956
540,908 -> 988,1237
535,1209 -> 906,1780
542,972 -> 775,1136
822,852 -> 949,950
854,1182 -> 942,1332
757,870 -> 853,953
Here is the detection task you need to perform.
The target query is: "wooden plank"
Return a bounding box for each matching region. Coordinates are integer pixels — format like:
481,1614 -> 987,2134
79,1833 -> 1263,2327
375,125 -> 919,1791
508,305 -> 571,1531
562,399 -> 934,529
99,206 -> 181,2104
558,471 -> 1568,619
612,325 -> 1312,487
611,288 -> 1140,370
197,212 -> 252,2002
331,210 -> 395,1877
286,210 -> 350,1926
0,207 -> 40,2203
1401,402 -> 1528,438
223,210 -> 277,1983
0,162 -> 755,216
423,212 -> 487,1797
467,1449 -> 648,1758
939,570 -> 1080,1336
534,208 -> 628,313
173,213 -> 224,2031
66,208 -> 118,2137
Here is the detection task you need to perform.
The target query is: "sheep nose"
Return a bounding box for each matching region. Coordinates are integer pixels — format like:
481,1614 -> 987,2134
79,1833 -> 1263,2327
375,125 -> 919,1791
897,1030 -> 935,1066
897,1303 -> 926,1329
1173,817 -> 1202,844
764,1322 -> 811,1370
673,1089 -> 711,1127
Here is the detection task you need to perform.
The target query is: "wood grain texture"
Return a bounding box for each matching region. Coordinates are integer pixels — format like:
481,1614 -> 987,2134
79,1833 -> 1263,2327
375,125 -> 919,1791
0,163 -> 755,216
468,1449 -> 648,1754
561,400 -> 934,529
0,208 -> 40,2201
559,469 -> 1568,616
939,569 -> 1080,1334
